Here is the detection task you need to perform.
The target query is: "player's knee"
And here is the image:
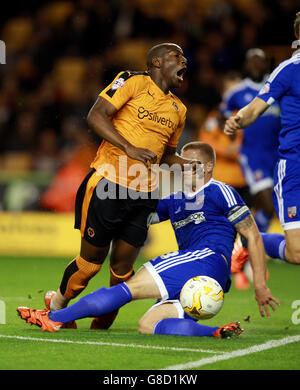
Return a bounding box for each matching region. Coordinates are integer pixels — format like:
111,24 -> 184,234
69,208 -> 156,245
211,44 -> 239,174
80,242 -> 109,265
110,262 -> 133,277
289,253 -> 300,264
285,248 -> 300,264
138,317 -> 154,334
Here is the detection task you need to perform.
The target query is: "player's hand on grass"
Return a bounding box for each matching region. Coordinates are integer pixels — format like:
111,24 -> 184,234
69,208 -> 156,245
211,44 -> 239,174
255,285 -> 280,318
124,144 -> 157,166
224,113 -> 243,135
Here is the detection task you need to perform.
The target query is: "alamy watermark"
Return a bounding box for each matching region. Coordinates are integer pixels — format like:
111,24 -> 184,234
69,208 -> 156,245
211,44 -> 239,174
94,157 -> 205,211
0,40 -> 6,64
0,300 -> 5,324
291,300 -> 300,325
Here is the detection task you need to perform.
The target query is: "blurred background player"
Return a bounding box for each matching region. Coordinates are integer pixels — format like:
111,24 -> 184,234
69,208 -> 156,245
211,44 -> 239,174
45,43 -> 199,330
198,71 -> 248,199
17,142 -> 279,334
224,12 -> 300,267
220,49 -> 282,287
220,48 -> 281,236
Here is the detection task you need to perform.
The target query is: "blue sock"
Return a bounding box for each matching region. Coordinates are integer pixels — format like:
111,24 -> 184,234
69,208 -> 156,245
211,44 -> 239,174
260,233 -> 286,261
153,318 -> 218,337
49,283 -> 132,323
255,210 -> 272,233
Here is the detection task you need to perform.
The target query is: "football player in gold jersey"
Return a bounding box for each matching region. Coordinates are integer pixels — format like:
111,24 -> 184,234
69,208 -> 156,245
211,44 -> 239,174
45,43 -> 195,330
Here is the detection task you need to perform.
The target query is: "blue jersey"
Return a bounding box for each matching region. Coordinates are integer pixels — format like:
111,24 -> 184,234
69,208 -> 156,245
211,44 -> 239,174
156,179 -> 250,265
257,52 -> 300,161
220,77 -> 281,156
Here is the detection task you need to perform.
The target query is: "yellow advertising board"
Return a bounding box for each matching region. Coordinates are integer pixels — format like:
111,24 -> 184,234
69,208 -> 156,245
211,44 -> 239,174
0,212 -> 178,258
0,211 -> 283,258
141,220 -> 178,260
0,212 -> 80,257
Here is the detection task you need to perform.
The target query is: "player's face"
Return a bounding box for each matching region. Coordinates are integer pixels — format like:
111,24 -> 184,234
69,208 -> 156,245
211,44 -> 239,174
160,47 -> 187,88
182,149 -> 205,191
245,56 -> 267,81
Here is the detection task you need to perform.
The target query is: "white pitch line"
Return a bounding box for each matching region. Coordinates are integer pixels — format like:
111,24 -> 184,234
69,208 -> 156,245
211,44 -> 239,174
163,334 -> 300,370
0,334 -> 225,354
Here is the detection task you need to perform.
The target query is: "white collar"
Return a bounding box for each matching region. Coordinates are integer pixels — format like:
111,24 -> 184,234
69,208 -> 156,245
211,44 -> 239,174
184,178 -> 213,199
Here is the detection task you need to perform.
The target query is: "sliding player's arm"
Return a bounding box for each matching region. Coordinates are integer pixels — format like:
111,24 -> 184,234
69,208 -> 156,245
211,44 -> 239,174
234,214 -> 280,317
224,97 -> 269,135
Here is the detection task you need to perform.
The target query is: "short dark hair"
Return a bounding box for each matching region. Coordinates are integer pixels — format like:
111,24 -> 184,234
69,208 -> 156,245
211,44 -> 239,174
294,12 -> 300,39
181,141 -> 216,164
146,43 -> 182,69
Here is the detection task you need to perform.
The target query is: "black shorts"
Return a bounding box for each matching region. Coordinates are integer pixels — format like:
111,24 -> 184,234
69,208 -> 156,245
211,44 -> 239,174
74,169 -> 159,248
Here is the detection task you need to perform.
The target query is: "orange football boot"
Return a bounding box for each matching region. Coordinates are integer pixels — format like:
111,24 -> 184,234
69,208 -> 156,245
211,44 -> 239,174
234,271 -> 251,290
212,321 -> 244,339
44,290 -> 77,329
17,307 -> 62,332
90,310 -> 119,330
231,236 -> 249,274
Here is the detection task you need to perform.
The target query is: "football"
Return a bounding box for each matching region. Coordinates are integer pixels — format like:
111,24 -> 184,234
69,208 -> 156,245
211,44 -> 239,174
180,276 -> 224,320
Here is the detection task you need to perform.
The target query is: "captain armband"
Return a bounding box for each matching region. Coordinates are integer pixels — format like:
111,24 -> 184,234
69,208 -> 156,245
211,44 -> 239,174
227,205 -> 250,225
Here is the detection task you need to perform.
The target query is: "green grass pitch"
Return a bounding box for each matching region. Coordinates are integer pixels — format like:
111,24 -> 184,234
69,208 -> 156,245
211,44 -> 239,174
0,255 -> 299,371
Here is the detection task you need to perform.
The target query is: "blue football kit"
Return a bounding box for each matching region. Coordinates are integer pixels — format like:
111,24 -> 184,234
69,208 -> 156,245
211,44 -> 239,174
257,52 -> 300,230
143,179 -> 250,319
47,179 -> 250,336
221,77 -> 281,195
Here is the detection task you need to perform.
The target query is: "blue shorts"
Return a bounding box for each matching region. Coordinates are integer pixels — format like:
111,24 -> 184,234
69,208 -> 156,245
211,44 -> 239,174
273,159 -> 300,230
239,151 -> 277,195
143,248 -> 231,303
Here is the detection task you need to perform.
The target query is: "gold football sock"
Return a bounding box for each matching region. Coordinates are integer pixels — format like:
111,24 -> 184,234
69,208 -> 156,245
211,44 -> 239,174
59,256 -> 102,300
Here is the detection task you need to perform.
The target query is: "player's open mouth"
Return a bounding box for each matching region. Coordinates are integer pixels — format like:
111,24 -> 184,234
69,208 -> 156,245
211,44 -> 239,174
176,67 -> 186,81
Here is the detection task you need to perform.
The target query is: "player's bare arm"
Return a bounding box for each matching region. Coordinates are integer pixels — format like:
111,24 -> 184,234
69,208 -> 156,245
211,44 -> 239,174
87,97 -> 157,165
224,97 -> 270,135
234,214 -> 280,317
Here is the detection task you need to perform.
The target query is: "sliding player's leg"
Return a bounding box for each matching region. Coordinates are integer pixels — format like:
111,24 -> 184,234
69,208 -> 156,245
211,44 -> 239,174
139,300 -> 219,336
138,250 -> 242,338
91,239 -> 139,329
138,300 -> 242,338
17,249 -> 242,337
17,262 -> 161,332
